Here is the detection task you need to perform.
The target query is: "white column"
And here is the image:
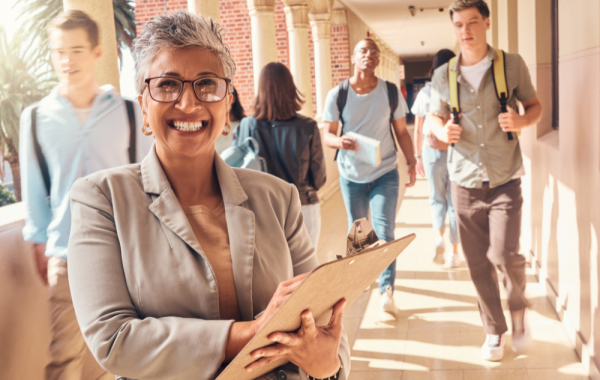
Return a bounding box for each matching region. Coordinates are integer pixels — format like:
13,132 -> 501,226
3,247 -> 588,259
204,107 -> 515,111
188,0 -> 221,23
63,0 -> 120,92
310,15 -> 332,120
284,4 -> 313,116
247,0 -> 277,92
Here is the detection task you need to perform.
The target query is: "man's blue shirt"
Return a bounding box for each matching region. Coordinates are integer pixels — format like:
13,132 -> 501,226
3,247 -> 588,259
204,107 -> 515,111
19,85 -> 153,260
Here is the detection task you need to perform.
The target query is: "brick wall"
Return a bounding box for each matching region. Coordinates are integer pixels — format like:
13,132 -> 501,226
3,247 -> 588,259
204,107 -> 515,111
134,0 -> 350,117
219,0 -> 255,115
331,25 -> 351,88
135,0 -> 187,35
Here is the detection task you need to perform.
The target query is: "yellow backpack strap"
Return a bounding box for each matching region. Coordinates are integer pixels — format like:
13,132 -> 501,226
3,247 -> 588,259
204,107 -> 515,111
492,48 -> 519,138
448,56 -> 460,122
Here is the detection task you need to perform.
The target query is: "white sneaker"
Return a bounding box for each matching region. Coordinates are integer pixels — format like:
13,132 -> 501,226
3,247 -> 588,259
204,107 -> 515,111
380,285 -> 396,313
511,309 -> 532,354
443,253 -> 463,269
432,236 -> 445,264
481,334 -> 505,361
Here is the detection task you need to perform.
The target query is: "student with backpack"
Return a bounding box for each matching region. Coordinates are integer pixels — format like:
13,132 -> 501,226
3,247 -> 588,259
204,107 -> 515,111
428,0 -> 542,362
18,11 -> 152,379
323,38 -> 416,314
412,49 -> 462,269
234,62 -> 326,249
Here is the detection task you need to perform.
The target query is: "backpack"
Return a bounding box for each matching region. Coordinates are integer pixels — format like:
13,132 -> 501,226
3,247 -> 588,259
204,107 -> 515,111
220,136 -> 267,172
334,78 -> 399,160
31,100 -> 138,202
448,48 -> 518,140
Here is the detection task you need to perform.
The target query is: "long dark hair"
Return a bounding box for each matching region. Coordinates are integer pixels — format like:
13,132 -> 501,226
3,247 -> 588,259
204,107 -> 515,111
230,86 -> 245,122
430,49 -> 456,78
254,62 -> 304,121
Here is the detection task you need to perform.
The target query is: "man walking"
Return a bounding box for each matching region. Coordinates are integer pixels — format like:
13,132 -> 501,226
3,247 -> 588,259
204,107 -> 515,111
429,0 -> 542,361
323,38 -> 416,313
19,10 -> 152,379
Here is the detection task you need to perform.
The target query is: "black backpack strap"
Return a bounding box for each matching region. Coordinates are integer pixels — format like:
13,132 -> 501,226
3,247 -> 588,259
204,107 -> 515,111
385,80 -> 399,151
334,79 -> 350,161
125,100 -> 137,164
31,103 -> 51,200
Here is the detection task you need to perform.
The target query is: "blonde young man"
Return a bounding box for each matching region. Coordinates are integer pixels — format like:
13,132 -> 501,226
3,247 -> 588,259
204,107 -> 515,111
428,0 -> 542,362
19,10 -> 152,379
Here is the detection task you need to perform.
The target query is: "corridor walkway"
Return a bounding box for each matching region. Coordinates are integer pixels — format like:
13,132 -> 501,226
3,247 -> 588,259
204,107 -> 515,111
317,179 -> 589,380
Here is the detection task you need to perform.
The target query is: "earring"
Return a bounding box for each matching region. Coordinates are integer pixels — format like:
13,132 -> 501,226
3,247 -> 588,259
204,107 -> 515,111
222,122 -> 231,136
142,123 -> 153,136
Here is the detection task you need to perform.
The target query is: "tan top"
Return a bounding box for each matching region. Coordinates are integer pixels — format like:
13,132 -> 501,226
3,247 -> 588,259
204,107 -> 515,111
183,201 -> 242,322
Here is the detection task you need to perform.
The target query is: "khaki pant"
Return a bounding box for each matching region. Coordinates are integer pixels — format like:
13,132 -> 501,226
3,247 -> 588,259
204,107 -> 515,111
451,179 -> 530,335
47,257 -> 109,380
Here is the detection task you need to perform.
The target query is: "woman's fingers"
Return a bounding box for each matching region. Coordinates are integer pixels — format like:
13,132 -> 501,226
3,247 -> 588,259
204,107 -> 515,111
245,355 -> 284,372
251,343 -> 290,359
301,309 -> 317,334
327,299 -> 347,330
268,332 -> 299,346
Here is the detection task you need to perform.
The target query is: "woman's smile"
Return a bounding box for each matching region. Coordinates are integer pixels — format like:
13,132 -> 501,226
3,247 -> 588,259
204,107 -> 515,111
167,119 -> 209,133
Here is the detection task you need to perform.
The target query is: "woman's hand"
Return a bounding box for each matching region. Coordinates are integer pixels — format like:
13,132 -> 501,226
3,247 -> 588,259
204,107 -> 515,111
416,157 -> 426,178
246,298 -> 347,379
254,273 -> 310,332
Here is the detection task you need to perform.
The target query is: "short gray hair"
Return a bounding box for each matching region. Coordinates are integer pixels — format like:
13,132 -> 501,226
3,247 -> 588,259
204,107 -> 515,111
132,11 -> 236,95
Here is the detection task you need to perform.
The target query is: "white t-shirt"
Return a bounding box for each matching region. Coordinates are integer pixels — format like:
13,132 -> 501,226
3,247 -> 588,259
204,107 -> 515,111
74,107 -> 92,125
460,55 -> 491,93
461,55 -> 525,182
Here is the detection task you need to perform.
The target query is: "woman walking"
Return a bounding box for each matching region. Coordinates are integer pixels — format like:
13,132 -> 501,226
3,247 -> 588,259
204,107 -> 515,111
412,49 -> 462,268
235,62 -> 326,250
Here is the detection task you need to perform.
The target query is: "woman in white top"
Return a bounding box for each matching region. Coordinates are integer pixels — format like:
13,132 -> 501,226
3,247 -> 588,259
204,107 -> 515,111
411,49 -> 462,268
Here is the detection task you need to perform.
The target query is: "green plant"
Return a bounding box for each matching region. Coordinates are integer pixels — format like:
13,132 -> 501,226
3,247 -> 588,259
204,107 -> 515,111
17,0 -> 137,67
0,25 -> 57,202
0,183 -> 16,207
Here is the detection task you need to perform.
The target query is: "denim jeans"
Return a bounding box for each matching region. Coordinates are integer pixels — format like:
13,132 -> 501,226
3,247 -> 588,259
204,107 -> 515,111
339,169 -> 399,294
422,144 -> 459,244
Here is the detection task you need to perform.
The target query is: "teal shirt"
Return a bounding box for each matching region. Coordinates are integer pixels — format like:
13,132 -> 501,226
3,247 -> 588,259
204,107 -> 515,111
19,85 -> 154,259
429,47 -> 537,188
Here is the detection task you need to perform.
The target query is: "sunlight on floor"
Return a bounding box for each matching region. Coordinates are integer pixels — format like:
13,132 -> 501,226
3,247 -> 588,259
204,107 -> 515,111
317,178 -> 589,380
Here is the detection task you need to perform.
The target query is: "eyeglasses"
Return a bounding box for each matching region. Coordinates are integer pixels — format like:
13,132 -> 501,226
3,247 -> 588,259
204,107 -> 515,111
144,76 -> 231,103
357,47 -> 380,58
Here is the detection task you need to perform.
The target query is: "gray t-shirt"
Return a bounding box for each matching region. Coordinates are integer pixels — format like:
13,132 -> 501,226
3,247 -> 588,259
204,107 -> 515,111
323,77 -> 408,183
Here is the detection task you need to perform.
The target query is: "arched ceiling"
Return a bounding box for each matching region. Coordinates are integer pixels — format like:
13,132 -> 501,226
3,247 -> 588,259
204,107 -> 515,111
336,0 -> 457,61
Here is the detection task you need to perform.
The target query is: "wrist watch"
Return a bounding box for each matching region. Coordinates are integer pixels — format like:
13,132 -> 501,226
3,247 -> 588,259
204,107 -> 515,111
308,362 -> 343,380
414,154 -> 422,159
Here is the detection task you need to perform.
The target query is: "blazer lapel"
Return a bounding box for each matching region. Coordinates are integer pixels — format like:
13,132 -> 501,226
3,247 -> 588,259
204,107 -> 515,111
215,154 -> 256,322
142,146 -> 204,255
141,147 -> 256,321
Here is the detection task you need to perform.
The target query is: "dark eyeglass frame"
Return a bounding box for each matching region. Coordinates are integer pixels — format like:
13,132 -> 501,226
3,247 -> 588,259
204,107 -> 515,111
144,76 -> 231,103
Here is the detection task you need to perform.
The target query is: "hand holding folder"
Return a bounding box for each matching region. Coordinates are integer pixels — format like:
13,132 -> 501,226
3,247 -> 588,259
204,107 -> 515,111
217,219 -> 416,380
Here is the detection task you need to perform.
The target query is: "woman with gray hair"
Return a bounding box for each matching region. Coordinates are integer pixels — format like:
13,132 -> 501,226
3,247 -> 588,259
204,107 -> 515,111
67,11 -> 350,380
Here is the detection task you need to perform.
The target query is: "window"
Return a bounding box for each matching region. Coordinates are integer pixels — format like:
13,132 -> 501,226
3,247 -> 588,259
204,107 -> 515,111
551,0 -> 559,129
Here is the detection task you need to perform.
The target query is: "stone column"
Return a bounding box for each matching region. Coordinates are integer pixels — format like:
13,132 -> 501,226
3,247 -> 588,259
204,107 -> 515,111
247,0 -> 277,91
63,0 -> 120,92
284,3 -> 313,116
310,14 -> 332,120
188,0 -> 221,24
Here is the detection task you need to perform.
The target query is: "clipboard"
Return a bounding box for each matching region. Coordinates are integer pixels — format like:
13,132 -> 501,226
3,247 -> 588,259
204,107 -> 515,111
217,220 -> 416,380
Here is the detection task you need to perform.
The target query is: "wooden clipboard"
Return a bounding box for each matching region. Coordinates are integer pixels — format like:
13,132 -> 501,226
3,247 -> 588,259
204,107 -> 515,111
216,229 -> 416,380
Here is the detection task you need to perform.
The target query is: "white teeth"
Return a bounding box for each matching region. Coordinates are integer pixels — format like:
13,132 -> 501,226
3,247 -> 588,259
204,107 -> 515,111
173,121 -> 205,132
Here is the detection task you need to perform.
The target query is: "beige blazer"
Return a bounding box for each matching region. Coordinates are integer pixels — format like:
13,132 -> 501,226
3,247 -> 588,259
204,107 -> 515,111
67,147 -> 350,380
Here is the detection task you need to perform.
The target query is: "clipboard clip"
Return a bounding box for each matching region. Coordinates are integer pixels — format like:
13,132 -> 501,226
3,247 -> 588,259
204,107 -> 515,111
336,218 -> 386,259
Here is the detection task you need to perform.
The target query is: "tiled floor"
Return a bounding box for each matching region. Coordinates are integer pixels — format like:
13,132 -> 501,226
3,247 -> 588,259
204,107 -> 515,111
316,178 -> 589,380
